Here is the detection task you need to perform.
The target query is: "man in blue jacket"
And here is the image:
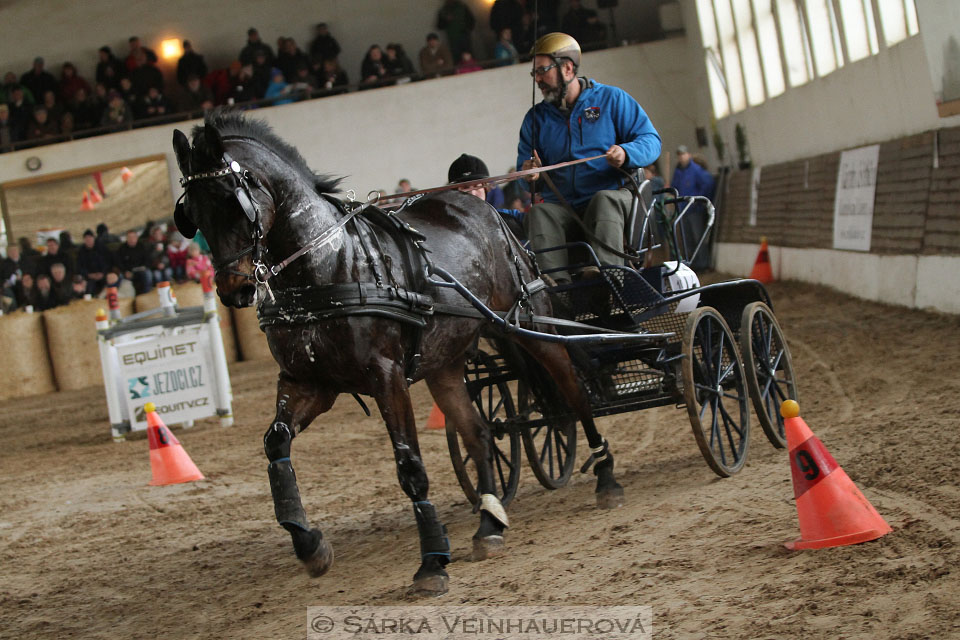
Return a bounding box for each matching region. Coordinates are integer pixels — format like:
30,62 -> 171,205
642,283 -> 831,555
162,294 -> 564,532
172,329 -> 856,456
671,145 -> 715,270
518,32 -> 661,283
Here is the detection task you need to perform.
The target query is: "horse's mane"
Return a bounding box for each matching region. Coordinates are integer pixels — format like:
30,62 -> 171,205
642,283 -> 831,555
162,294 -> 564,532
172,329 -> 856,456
193,109 -> 342,195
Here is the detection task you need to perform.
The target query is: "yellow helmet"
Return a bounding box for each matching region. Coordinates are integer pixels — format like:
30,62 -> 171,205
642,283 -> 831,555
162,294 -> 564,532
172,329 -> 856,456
531,32 -> 581,69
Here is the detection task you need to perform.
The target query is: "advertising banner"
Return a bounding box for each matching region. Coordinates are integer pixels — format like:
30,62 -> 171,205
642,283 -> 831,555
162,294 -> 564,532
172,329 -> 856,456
833,144 -> 880,252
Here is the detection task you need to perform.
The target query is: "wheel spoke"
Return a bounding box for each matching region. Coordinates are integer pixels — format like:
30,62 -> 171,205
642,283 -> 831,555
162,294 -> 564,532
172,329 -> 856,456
553,428 -> 566,470
718,400 -> 743,438
720,405 -> 741,461
710,396 -> 726,465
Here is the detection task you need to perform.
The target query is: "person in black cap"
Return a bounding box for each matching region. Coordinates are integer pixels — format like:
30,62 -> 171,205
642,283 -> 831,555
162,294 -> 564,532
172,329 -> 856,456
448,154 -> 525,240
240,27 -> 275,67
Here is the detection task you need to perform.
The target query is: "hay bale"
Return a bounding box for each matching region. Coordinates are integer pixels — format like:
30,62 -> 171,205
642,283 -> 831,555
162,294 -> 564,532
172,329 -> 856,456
134,283 -> 238,362
43,298 -> 135,391
233,306 -> 273,361
0,311 -> 56,400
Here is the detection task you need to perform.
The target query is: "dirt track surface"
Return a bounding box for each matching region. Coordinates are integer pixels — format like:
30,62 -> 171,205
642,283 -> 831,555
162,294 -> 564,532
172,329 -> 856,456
1,279 -> 959,639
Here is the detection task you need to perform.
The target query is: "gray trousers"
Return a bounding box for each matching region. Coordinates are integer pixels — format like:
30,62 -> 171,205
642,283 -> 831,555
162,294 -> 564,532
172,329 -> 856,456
523,188 -> 633,282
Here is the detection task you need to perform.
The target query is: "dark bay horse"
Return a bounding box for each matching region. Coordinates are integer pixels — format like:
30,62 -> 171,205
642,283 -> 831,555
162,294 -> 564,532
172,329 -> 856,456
171,112 -> 623,595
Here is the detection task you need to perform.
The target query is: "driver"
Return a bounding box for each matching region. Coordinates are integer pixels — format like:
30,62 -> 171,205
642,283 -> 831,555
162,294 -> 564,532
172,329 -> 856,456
518,33 -> 661,284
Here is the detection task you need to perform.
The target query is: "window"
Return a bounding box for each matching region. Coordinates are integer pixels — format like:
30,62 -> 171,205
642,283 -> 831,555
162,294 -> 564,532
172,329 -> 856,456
803,0 -> 842,76
733,0 -> 766,105
775,0 -> 812,87
876,0 -> 919,46
838,0 -> 879,62
696,0 -> 731,117
754,0 -> 785,97
715,0 -> 748,111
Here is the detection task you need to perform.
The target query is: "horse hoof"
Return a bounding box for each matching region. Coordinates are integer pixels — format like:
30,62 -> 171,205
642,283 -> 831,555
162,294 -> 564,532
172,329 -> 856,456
412,574 -> 449,597
302,538 -> 335,577
596,486 -> 625,509
472,535 -> 505,561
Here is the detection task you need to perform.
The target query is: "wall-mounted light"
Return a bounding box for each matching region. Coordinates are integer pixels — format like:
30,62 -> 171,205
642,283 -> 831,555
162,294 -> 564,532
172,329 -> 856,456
160,38 -> 183,60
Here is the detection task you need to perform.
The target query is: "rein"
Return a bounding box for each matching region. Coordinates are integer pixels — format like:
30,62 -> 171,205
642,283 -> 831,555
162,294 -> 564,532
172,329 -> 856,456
374,154 -> 605,203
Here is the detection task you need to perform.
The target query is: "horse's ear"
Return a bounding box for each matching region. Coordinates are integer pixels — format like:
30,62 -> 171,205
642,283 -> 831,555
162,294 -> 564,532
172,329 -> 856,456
172,129 -> 191,176
204,125 -> 224,157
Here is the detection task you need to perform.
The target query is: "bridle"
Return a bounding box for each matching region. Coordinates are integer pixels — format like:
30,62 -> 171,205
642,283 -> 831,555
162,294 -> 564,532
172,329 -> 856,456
176,135 -> 372,301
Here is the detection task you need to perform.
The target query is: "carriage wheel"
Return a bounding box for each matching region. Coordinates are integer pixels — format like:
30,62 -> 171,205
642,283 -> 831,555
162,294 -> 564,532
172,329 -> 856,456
681,307 -> 750,477
740,302 -> 798,449
446,352 -> 521,507
519,381 -> 578,490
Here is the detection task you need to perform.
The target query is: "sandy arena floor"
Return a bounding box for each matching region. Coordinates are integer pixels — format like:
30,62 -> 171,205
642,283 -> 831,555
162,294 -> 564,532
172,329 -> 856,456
1,279 -> 958,639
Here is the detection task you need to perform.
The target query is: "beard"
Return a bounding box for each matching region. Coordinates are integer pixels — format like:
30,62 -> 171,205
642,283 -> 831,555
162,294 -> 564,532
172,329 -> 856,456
539,82 -> 563,105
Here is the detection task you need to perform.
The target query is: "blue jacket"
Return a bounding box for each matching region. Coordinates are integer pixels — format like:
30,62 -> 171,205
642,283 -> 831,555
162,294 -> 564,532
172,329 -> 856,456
517,79 -> 661,209
671,160 -> 715,200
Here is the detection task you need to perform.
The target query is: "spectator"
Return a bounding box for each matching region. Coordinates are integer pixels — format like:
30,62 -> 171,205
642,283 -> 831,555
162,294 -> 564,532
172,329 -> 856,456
447,153 -> 525,238
147,226 -> 173,284
137,86 -> 170,119
514,11 -> 537,55
60,111 -> 75,137
59,62 -> 91,103
69,87 -> 101,130
130,50 -> 164,99
100,90 -> 132,126
249,50 -> 273,98
561,0 -> 607,51
455,51 -> 483,74
117,76 -> 137,109
419,33 -> 454,77
96,223 -> 120,247
225,64 -> 257,105
318,58 -> 349,93
437,0 -> 476,63
114,229 -> 153,294
277,38 -> 310,84
17,237 -> 41,274
69,275 -> 88,301
2,245 -> 23,288
49,262 -> 72,300
7,86 -> 34,136
185,242 -> 212,281
289,62 -> 317,95
125,36 -> 158,73
76,229 -> 109,295
264,68 -> 293,105
360,45 -> 388,87
16,272 -> 36,309
384,44 -> 415,80
25,106 -> 58,140
490,0 -> 524,44
40,90 -> 63,129
166,231 -> 190,281
33,273 -> 62,311
179,74 -> 214,112
40,237 -> 73,277
309,23 -> 341,72
20,57 -> 58,103
494,27 -> 520,66
240,28 -> 275,67
58,230 -> 76,252
671,145 -> 715,270
177,40 -> 208,87
96,46 -> 123,89
0,104 -> 23,148
395,179 -> 413,194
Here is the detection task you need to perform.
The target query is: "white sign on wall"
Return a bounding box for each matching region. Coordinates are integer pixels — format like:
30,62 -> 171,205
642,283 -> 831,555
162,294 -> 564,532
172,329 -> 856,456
116,329 -> 217,430
833,144 -> 880,251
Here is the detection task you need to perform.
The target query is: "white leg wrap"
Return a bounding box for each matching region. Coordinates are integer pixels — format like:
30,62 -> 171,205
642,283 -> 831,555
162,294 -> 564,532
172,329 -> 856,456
479,493 -> 509,528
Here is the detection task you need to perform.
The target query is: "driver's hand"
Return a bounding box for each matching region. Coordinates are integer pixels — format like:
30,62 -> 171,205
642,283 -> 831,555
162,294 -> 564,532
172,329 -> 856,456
605,145 -> 626,168
522,150 -> 543,182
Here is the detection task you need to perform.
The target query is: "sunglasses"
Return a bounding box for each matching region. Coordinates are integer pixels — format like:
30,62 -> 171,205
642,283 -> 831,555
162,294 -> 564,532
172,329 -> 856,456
530,62 -> 559,78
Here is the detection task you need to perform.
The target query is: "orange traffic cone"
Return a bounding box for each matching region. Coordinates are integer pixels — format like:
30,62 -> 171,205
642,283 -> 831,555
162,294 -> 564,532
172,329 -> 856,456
749,237 -> 773,284
425,403 -> 445,430
88,186 -> 103,204
120,166 -> 133,183
80,192 -> 94,211
782,400 -> 891,550
145,402 -> 205,485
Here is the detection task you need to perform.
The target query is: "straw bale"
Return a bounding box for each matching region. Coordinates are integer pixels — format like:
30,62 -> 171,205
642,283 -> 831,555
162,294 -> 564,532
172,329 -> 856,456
0,311 -> 56,400
134,283 -> 238,362
232,306 -> 273,361
43,298 -> 134,391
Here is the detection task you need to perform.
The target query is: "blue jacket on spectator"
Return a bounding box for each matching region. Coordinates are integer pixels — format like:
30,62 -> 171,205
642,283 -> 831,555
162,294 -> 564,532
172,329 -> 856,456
672,160 -> 715,200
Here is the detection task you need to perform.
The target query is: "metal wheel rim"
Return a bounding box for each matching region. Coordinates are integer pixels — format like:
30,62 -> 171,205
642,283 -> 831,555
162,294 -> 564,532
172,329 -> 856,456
682,307 -> 750,476
741,302 -> 797,449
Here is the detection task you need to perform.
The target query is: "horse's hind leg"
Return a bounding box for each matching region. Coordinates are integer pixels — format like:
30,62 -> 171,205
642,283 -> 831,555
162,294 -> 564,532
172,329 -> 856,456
264,374 -> 338,577
515,338 -> 625,509
372,361 -> 451,596
425,359 -> 510,561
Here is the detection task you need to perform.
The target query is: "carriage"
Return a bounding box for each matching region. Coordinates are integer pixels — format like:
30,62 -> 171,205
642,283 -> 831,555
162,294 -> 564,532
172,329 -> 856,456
444,181 -> 799,507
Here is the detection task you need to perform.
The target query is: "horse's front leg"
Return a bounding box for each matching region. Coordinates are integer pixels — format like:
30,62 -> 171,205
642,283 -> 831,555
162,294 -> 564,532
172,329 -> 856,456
372,361 -> 451,596
264,373 -> 338,577
425,360 -> 510,561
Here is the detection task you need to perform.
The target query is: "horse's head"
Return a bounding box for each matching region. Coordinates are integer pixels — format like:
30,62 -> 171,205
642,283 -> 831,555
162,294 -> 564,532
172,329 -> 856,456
172,124 -> 275,308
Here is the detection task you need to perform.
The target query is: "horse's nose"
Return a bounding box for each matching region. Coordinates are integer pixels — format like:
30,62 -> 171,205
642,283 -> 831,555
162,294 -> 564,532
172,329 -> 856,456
217,283 -> 256,308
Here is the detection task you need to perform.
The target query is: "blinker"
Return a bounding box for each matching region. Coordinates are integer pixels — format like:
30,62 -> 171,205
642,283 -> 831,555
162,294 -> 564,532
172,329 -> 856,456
235,186 -> 258,222
174,201 -> 197,238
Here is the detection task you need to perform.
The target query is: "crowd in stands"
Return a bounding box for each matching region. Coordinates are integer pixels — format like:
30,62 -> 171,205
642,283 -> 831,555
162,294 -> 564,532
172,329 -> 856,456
1,219 -> 214,314
0,0 -> 615,151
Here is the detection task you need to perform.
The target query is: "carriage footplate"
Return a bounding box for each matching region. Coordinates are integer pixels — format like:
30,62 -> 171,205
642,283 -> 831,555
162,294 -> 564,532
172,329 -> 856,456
413,501 -> 450,565
268,458 -> 310,532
